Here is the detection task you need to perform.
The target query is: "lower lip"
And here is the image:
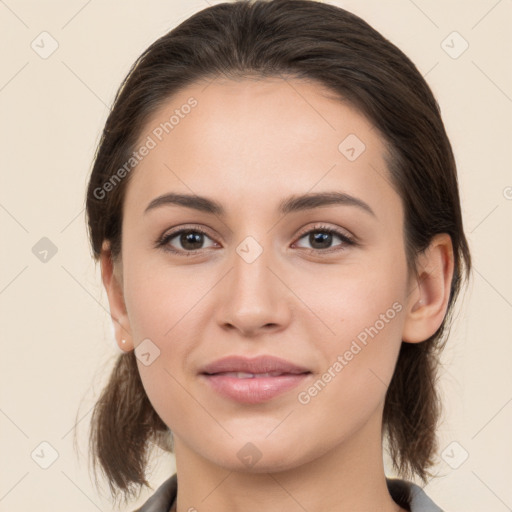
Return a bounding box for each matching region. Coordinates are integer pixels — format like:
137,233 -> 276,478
201,373 -> 310,404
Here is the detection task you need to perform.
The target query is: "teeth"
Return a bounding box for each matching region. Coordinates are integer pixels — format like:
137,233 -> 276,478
220,371 -> 284,378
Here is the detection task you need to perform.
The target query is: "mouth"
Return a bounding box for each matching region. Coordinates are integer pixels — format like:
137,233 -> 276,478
199,355 -> 312,404
201,372 -> 311,404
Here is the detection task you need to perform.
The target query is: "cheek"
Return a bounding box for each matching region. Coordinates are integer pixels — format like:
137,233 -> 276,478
299,255 -> 406,345
122,263 -> 213,416
292,289 -> 405,449
123,258 -> 210,342
297,258 -> 407,403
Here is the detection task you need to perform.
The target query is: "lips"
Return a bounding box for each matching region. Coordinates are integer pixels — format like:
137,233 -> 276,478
200,355 -> 311,376
200,355 -> 311,404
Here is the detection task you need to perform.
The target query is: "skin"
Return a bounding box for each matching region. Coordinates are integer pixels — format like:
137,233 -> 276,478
101,76 -> 454,512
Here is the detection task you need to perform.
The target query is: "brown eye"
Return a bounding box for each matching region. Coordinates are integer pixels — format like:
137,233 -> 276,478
156,227 -> 217,255
294,225 -> 355,253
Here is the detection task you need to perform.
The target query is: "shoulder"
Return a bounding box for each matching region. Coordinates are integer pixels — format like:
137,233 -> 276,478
387,478 -> 445,512
132,473 -> 177,512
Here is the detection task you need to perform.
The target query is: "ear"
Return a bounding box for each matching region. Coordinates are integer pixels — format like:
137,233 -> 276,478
402,233 -> 455,344
100,240 -> 134,351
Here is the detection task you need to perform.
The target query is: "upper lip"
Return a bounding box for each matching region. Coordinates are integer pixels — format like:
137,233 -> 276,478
200,355 -> 311,375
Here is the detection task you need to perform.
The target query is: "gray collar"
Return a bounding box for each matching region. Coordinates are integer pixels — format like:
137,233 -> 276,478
133,473 -> 444,512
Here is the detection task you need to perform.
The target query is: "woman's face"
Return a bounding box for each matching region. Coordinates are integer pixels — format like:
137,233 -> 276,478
114,77 -> 418,471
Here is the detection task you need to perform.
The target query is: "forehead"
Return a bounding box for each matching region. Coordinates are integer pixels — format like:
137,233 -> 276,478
124,77 -> 400,224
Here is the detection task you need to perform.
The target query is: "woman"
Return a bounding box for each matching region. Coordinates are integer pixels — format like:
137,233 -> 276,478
85,1 -> 472,510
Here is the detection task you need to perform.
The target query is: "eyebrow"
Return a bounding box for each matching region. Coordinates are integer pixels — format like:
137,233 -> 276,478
144,191 -> 376,218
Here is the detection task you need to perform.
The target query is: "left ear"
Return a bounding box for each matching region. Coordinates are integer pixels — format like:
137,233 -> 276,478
100,240 -> 134,352
402,233 -> 455,343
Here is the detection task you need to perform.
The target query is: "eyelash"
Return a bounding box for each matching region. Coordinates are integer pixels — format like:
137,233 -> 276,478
154,223 -> 357,258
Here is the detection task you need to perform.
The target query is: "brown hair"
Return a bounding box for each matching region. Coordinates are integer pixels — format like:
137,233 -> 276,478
85,0 -> 472,503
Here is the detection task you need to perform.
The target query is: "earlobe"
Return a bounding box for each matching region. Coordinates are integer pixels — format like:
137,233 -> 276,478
100,241 -> 134,351
402,233 -> 455,344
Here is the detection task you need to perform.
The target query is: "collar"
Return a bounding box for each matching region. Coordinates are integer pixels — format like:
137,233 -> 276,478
133,473 -> 444,512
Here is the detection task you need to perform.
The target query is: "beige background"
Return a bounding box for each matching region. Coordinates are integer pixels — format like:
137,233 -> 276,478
1,0 -> 511,510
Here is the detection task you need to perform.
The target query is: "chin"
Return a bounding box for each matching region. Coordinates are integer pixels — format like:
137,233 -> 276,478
225,453 -> 303,474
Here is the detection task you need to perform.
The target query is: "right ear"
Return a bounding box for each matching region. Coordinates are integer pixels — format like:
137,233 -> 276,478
100,240 -> 134,351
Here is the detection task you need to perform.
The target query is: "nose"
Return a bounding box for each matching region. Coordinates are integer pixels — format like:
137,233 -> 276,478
214,237 -> 292,338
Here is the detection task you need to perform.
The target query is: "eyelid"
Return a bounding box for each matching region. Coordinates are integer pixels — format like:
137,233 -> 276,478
295,223 -> 355,243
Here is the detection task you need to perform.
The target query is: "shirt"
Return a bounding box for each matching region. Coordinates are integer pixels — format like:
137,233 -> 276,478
133,473 -> 444,512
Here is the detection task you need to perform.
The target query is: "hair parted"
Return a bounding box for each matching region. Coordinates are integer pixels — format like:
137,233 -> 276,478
84,0 -> 471,503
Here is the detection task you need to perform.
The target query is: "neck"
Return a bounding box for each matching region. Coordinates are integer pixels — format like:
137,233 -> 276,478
171,410 -> 405,512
